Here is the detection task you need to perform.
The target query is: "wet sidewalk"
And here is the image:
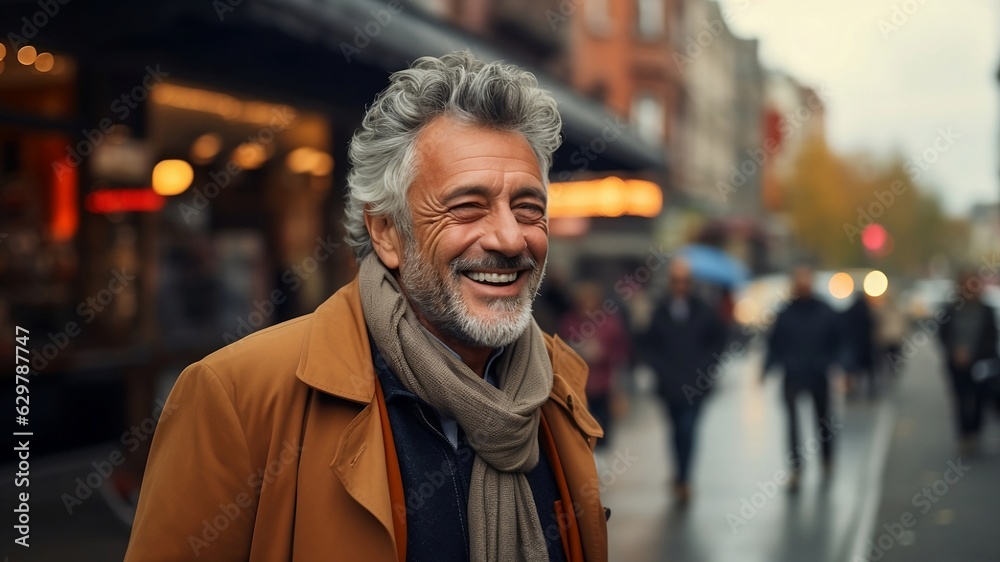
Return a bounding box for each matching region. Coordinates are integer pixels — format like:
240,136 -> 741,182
601,346 -> 897,562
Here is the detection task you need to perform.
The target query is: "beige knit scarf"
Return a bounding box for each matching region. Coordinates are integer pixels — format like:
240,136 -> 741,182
358,254 -> 553,561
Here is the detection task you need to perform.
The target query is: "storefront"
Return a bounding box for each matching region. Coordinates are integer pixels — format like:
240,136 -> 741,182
0,0 -> 668,462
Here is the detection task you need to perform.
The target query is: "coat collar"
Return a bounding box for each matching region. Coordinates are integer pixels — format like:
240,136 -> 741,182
295,277 -> 376,404
294,275 -> 602,438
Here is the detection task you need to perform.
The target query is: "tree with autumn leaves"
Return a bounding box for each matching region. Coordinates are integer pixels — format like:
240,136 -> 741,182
779,135 -> 962,275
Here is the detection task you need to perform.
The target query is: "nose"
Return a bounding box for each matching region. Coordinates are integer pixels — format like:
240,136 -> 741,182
479,206 -> 527,258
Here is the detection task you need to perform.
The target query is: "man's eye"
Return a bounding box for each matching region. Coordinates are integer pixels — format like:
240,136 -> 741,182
450,203 -> 484,216
515,204 -> 545,219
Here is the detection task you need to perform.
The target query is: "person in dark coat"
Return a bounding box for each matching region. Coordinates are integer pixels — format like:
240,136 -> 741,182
842,291 -> 876,397
641,258 -> 726,504
938,270 -> 1000,448
764,265 -> 842,490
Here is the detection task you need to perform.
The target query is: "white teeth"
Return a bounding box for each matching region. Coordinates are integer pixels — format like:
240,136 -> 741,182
466,271 -> 519,284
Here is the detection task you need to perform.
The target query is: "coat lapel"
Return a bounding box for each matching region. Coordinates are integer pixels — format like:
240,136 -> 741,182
294,278 -> 396,544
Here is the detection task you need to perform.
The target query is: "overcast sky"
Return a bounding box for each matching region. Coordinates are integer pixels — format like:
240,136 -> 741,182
718,0 -> 1000,215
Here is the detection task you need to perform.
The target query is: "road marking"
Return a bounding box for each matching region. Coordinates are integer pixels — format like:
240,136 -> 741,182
846,399 -> 897,561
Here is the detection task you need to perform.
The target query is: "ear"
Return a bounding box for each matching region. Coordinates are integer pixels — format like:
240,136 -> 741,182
364,210 -> 402,269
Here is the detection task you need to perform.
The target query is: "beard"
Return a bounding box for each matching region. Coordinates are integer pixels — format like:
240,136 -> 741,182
399,244 -> 546,348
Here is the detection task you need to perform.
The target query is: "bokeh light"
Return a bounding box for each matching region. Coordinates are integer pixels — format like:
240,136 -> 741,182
17,46 -> 37,65
862,223 -> 887,252
863,270 -> 889,297
152,159 -> 194,196
34,52 -> 55,73
190,133 -> 223,164
828,272 -> 855,299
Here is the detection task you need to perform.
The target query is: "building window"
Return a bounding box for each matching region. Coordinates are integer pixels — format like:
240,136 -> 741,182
636,0 -> 664,39
631,92 -> 664,144
586,0 -> 610,35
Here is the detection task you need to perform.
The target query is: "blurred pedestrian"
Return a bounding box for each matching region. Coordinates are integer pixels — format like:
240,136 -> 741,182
763,265 -> 842,491
873,291 -> 908,377
640,258 -> 726,504
937,270 -> 1000,450
126,52 -> 607,561
842,291 -> 876,398
559,282 -> 631,451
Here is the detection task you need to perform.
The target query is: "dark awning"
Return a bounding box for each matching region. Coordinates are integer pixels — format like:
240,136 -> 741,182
245,0 -> 669,175
0,0 -> 668,175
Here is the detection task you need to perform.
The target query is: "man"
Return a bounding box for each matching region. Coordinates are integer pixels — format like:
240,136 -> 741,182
125,52 -> 607,562
641,258 -> 725,504
763,265 -> 841,490
841,291 -> 876,397
938,269 -> 1000,448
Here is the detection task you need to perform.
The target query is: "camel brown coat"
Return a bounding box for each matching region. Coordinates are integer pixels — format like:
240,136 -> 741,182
124,277 -> 608,561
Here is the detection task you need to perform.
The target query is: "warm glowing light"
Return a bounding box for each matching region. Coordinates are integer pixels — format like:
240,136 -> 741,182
50,156 -> 78,241
152,160 -> 194,196
0,43 -> 6,61
34,52 -> 54,72
828,272 -> 855,299
85,189 -> 166,213
152,83 -> 296,127
286,147 -> 334,176
548,177 -> 662,218
863,270 -> 889,298
190,133 -> 223,164
17,46 -> 37,65
232,142 -> 268,170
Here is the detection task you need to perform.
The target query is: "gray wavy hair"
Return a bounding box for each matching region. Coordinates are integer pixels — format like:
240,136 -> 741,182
344,50 -> 563,259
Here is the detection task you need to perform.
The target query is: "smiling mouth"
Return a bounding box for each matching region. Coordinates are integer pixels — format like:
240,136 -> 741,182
463,271 -> 520,286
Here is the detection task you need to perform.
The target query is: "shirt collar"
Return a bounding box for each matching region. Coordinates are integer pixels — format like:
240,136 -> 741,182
421,326 -> 505,388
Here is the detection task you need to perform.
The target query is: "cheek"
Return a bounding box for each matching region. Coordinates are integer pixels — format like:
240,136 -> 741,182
525,227 -> 548,262
422,223 -> 480,265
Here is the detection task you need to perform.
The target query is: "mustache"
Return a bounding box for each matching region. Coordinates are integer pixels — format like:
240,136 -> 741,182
450,252 -> 538,274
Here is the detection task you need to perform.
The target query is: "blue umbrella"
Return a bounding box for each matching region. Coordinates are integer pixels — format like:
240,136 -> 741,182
678,245 -> 749,288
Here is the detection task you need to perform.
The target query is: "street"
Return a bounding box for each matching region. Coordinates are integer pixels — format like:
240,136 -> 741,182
602,340 -> 1000,562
